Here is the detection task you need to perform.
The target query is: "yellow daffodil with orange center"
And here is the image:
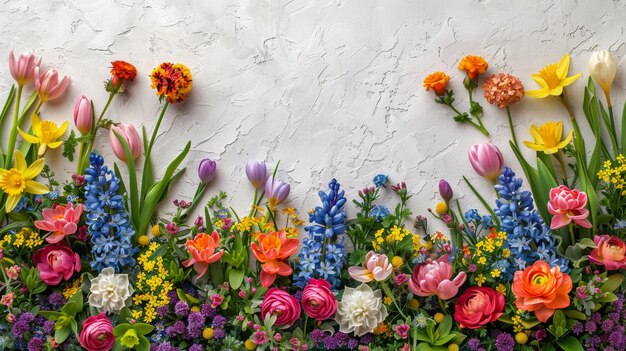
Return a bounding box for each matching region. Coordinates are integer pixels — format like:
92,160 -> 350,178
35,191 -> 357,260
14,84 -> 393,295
526,54 -> 582,98
523,121 -> 573,154
18,114 -> 68,156
0,150 -> 48,212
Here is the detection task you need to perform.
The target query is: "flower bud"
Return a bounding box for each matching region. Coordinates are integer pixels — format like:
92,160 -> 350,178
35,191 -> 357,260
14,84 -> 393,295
468,142 -> 504,181
198,159 -> 217,184
109,124 -> 142,163
438,179 -> 453,203
588,50 -> 617,103
73,95 -> 93,135
246,161 -> 268,189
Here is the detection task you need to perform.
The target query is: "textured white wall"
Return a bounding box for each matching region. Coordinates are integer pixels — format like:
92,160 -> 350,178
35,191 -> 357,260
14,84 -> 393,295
1,0 -> 624,230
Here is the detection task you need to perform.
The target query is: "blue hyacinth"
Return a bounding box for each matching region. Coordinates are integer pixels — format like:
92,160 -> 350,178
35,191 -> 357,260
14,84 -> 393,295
494,167 -> 570,277
83,152 -> 138,272
295,179 -> 347,289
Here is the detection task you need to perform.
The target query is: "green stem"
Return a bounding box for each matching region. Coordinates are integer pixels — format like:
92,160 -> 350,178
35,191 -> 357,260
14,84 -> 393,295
382,281 -> 408,320
506,107 -> 519,150
608,105 -> 619,157
438,296 -> 447,313
148,102 -> 170,153
556,151 -> 569,185
303,315 -> 309,335
569,224 -> 576,247
5,85 -> 23,168
79,92 -> 116,174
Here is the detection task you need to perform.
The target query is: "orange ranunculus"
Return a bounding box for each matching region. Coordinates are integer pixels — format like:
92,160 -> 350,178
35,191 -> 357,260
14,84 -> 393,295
183,231 -> 224,279
458,55 -> 488,80
511,260 -> 572,322
423,72 -> 450,95
251,230 -> 299,287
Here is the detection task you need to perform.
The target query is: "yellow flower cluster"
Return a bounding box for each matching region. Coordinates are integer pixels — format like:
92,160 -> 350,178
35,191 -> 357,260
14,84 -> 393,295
511,309 -> 525,333
132,243 -> 172,323
598,155 -> 626,195
63,277 -> 83,299
0,228 -> 43,250
372,225 -> 415,250
232,216 -> 260,232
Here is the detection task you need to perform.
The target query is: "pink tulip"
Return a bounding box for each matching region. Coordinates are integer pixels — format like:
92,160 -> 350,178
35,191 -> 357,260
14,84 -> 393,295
109,124 -> 142,162
588,235 -> 626,270
408,254 -> 466,300
34,67 -> 70,102
548,185 -> 591,229
8,50 -> 41,86
73,95 -> 93,135
34,203 -> 84,244
348,251 -> 393,282
468,142 -> 504,181
32,244 -> 81,286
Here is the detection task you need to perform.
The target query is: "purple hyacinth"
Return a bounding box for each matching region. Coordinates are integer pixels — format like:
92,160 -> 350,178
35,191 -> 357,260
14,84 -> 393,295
174,300 -> 190,317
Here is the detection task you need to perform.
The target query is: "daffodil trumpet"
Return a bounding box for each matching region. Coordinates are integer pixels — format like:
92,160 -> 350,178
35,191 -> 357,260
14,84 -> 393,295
18,114 -> 68,157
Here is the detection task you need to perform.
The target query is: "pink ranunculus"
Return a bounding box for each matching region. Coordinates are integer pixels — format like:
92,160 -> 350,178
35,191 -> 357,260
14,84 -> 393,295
109,124 -> 142,163
588,235 -> 626,270
468,142 -> 504,181
8,50 -> 41,86
34,67 -> 70,102
261,288 -> 301,326
33,244 -> 81,286
408,254 -> 466,300
453,286 -> 505,329
348,251 -> 393,283
302,278 -> 337,320
35,203 -> 84,244
548,185 -> 591,229
395,324 -> 410,339
78,313 -> 115,351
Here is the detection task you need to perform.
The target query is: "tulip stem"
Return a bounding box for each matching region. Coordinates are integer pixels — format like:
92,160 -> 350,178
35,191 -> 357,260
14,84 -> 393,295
569,224 -> 575,247
5,84 -> 23,168
79,92 -> 116,174
556,151 -> 569,184
506,107 -> 519,150
607,105 -> 620,157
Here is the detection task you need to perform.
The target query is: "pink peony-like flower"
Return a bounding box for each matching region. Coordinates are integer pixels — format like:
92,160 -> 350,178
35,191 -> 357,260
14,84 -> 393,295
588,235 -> 626,270
408,254 -> 466,300
78,313 -> 114,351
453,286 -> 505,329
5,265 -> 20,280
548,185 -> 591,229
1,292 -> 14,307
302,278 -> 337,320
395,324 -> 410,339
261,288 -> 301,326
33,244 -> 81,286
348,251 -> 393,283
34,203 -> 84,244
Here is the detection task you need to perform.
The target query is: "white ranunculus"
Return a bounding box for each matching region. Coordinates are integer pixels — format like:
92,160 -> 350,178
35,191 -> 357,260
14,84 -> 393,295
88,267 -> 134,314
334,283 -> 388,336
588,50 -> 617,94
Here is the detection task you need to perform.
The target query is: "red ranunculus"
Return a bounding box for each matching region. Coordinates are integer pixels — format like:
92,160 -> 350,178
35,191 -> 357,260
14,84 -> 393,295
301,278 -> 337,320
453,286 -> 505,329
78,313 -> 114,351
261,288 -> 301,326
33,244 -> 81,286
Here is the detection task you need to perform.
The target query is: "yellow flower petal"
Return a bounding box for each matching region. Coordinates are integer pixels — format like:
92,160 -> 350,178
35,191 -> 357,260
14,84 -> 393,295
531,74 -> 549,88
5,194 -> 20,212
560,73 -> 582,87
554,121 -> 563,140
525,88 -> 551,98
18,128 -> 40,144
529,125 -> 545,145
31,114 -> 42,136
13,150 -> 27,172
556,130 -> 574,149
37,144 -> 47,157
53,121 -> 69,140
23,158 -> 45,180
549,85 -> 564,96
556,54 -> 570,79
47,141 -> 63,149
24,180 -> 49,195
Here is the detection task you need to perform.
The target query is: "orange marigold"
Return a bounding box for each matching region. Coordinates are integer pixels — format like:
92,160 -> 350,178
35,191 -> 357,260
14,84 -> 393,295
150,62 -> 193,103
458,55 -> 488,80
110,61 -> 137,89
423,72 -> 450,95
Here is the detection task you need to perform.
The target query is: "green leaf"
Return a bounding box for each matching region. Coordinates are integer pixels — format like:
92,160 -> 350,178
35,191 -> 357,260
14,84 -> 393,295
510,141 -> 550,223
63,130 -> 78,161
602,273 -> 624,293
39,311 -> 64,321
136,335 -> 151,351
556,336 -> 584,351
433,333 -> 456,346
55,326 -> 72,344
133,323 -> 155,336
437,315 -> 452,337
564,310 -> 586,320
113,130 -> 140,229
595,292 -> 618,303
228,269 -> 245,290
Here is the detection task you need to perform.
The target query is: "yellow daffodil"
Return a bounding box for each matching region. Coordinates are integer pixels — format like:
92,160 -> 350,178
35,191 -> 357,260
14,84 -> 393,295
18,114 -> 68,157
0,150 -> 48,212
526,54 -> 582,98
523,121 -> 573,154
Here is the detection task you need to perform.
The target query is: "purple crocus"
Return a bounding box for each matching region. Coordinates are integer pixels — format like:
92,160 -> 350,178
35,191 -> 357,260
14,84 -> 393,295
197,159 -> 217,184
265,178 -> 290,208
438,179 -> 453,204
246,161 -> 268,189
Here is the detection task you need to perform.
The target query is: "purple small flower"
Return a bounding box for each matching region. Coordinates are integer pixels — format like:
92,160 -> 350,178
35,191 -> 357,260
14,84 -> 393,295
585,320 -> 597,333
494,333 -> 515,351
212,314 -> 226,327
212,327 -> 225,339
246,161 -> 267,189
310,329 -> 325,343
467,338 -> 481,350
602,319 -> 615,332
189,345 -> 203,351
27,337 -> 44,351
572,322 -> 584,335
174,300 -> 190,316
265,178 -> 290,208
48,292 -> 66,307
43,320 -> 54,334
198,159 -> 217,184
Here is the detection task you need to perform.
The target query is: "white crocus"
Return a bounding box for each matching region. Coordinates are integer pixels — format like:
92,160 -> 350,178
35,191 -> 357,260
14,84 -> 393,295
88,267 -> 134,314
334,283 -> 388,336
588,50 -> 617,103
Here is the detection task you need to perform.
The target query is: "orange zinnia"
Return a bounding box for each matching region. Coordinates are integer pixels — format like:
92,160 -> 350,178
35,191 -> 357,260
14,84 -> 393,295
423,72 -> 450,95
458,55 -> 488,80
183,231 -> 224,279
511,260 -> 572,322
250,230 -> 299,287
110,61 -> 137,88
